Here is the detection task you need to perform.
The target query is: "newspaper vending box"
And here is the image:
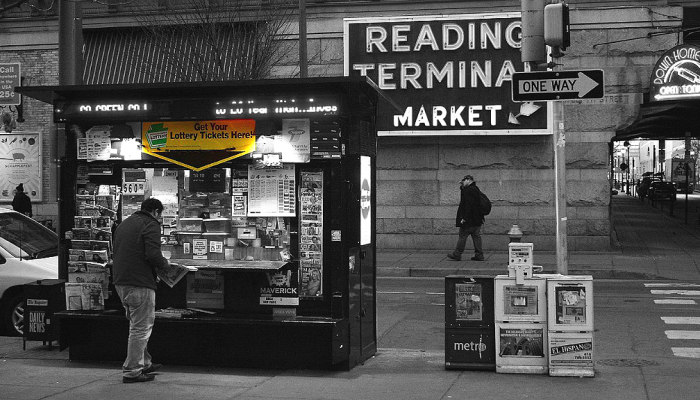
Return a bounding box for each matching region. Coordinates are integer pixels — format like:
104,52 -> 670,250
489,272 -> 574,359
444,275 -> 495,370
23,279 -> 66,350
547,276 -> 595,377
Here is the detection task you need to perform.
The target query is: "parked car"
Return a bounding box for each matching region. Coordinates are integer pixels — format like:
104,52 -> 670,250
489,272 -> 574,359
648,181 -> 677,201
0,208 -> 58,336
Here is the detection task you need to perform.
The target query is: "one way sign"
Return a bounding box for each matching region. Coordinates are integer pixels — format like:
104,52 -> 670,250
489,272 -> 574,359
511,69 -> 604,101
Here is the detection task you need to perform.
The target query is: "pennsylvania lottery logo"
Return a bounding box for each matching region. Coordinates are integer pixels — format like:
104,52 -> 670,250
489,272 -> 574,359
146,123 -> 168,149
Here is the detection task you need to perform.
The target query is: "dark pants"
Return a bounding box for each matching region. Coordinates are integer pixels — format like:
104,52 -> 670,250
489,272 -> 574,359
451,225 -> 484,259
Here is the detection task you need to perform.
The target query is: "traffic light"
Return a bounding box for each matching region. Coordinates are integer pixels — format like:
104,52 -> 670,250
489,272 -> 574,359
521,0 -> 546,63
544,2 -> 570,50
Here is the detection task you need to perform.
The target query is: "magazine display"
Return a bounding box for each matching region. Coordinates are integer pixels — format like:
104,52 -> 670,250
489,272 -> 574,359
65,282 -> 104,311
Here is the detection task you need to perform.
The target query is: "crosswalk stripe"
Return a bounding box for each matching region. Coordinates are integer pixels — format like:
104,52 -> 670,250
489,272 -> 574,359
651,290 -> 700,296
662,317 -> 700,324
655,299 -> 697,305
672,348 -> 700,358
645,283 -> 700,288
665,331 -> 700,340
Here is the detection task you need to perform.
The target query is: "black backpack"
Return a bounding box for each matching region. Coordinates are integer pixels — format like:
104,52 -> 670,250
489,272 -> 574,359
477,189 -> 492,216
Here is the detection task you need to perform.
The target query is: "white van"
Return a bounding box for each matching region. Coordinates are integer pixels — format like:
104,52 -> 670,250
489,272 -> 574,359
0,208 -> 58,336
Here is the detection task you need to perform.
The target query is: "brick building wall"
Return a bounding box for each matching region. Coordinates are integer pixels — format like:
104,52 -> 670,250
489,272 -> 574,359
1,48 -> 59,226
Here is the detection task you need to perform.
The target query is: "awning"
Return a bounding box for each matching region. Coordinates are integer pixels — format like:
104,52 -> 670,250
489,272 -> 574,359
615,99 -> 700,141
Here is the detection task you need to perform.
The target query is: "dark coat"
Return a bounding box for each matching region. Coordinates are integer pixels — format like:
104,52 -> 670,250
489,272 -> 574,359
12,191 -> 32,217
455,182 -> 484,227
112,210 -> 168,290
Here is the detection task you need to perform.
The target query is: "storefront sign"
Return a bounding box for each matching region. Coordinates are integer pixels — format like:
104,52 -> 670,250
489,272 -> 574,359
650,44 -> 700,102
0,63 -> 21,106
344,13 -> 550,136
0,132 -> 42,202
141,119 -> 256,171
260,269 -> 299,306
56,96 -> 341,122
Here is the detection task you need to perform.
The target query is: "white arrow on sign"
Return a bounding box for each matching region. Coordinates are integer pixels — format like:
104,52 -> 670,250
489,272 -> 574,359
518,72 -> 600,98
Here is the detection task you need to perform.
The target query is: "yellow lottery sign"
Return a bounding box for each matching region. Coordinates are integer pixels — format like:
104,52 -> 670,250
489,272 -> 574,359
142,120 -> 256,171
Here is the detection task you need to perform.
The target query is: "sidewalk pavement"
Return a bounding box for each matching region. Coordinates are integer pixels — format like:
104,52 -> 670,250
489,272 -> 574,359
378,194 -> 700,281
1,194 -> 699,399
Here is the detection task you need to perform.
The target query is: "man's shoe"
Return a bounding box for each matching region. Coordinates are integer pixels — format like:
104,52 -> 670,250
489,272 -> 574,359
470,256 -> 485,261
447,253 -> 461,261
123,373 -> 155,383
142,363 -> 162,374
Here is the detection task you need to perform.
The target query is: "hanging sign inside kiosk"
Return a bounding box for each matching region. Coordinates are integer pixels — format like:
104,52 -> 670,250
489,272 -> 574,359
141,119 -> 256,171
650,44 -> 700,102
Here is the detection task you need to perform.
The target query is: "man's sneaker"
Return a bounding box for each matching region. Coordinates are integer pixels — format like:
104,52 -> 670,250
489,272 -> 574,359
143,363 -> 162,374
470,256 -> 485,261
123,373 -> 155,383
447,253 -> 461,261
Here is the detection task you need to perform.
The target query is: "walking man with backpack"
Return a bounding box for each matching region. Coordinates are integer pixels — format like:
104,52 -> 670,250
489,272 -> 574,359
447,175 -> 485,261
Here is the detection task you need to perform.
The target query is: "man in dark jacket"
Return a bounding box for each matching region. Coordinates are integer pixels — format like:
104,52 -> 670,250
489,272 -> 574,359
447,175 -> 485,261
113,198 -> 169,383
11,183 -> 32,217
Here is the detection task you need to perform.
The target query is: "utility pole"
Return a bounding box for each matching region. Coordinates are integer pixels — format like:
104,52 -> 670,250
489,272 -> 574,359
299,0 -> 308,78
58,0 -> 83,85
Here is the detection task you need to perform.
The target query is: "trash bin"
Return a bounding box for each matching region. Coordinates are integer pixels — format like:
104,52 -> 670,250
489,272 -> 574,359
23,279 -> 66,350
444,275 -> 495,370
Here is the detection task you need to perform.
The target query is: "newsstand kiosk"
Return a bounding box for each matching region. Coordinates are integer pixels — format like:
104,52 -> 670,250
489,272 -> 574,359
18,77 -> 383,370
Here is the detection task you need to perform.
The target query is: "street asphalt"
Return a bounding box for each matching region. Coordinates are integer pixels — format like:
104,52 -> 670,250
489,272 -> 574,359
1,193 -> 699,399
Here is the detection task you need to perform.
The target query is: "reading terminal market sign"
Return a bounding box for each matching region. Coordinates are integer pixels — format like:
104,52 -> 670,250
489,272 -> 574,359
344,13 -> 551,136
650,44 -> 700,102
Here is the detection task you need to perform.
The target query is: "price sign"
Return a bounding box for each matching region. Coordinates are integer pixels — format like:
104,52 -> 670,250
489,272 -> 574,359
190,168 -> 226,193
0,63 -> 21,106
122,182 -> 145,195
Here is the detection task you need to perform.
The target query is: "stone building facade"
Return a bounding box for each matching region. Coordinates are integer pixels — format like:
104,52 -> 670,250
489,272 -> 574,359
0,1 -> 691,250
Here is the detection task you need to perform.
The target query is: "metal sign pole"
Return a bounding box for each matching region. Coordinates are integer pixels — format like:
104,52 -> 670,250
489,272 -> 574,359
553,89 -> 568,275
551,45 -> 568,275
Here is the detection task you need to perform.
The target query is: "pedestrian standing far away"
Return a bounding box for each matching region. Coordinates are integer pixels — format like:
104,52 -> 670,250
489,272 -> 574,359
447,175 -> 485,261
11,183 -> 32,217
113,198 -> 169,383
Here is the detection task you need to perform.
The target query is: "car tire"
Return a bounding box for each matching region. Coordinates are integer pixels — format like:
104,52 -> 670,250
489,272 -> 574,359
1,293 -> 24,337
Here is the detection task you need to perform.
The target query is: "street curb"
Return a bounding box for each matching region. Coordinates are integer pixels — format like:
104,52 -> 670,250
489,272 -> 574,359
377,266 -> 673,280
